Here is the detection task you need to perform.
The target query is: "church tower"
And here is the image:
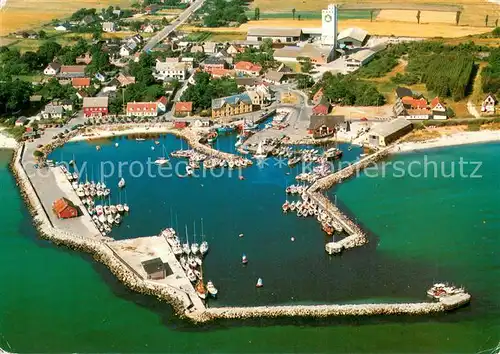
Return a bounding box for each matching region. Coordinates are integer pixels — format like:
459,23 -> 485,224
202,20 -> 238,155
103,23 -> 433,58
321,4 -> 338,47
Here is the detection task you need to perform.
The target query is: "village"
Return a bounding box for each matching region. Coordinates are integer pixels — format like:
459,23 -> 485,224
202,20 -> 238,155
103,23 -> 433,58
4,0 -> 500,149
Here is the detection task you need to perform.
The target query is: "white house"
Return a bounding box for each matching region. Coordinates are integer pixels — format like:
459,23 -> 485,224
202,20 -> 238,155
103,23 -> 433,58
42,104 -> 64,119
43,62 -> 61,76
430,97 -> 448,120
102,22 -> 116,33
481,94 -> 497,113
120,45 -> 132,57
155,61 -> 188,81
344,48 -> 377,73
54,25 -> 68,31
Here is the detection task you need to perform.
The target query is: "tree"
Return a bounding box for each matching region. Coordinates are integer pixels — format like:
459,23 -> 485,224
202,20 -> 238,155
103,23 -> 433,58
485,14 -> 489,27
38,30 -> 47,39
455,11 -> 461,26
297,15 -> 301,21
37,41 -> 62,64
493,27 -> 500,38
296,74 -> 313,89
496,19 -> 499,28
297,56 -> 313,74
370,10 -> 374,22
92,28 -> 102,40
33,150 -> 44,158
416,10 -> 421,24
292,8 -> 296,20
31,121 -> 39,131
161,17 -> 170,26
254,7 -> 260,21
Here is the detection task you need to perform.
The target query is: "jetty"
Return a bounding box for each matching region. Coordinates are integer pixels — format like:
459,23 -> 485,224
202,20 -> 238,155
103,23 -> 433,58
188,292 -> 471,322
306,148 -> 391,253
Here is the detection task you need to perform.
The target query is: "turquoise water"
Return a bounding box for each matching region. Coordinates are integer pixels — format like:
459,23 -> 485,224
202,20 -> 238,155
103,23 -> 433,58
0,140 -> 499,353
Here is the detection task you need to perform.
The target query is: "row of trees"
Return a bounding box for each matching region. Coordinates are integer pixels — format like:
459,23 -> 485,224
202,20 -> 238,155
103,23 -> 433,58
180,71 -> 240,111
0,79 -> 34,114
201,0 -> 247,27
314,72 -> 386,106
481,48 -> 500,95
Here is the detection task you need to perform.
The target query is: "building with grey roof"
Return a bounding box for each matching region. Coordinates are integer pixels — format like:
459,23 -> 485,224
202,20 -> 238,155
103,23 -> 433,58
368,118 -> 413,147
338,27 -> 368,48
247,27 -> 303,43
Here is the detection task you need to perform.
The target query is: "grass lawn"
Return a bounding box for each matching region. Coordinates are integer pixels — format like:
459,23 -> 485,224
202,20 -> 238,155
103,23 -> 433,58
206,32 -> 246,42
12,75 -> 44,83
185,31 -> 212,42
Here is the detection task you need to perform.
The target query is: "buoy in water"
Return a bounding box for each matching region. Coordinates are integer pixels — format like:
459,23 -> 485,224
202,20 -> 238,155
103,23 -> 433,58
115,143 -> 119,147
151,146 -> 155,150
256,278 -> 263,288
239,176 -> 245,180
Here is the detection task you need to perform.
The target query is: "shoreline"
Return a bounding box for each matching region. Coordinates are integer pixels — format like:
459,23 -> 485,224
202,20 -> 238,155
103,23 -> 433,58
392,129 -> 500,154
0,128 -> 18,150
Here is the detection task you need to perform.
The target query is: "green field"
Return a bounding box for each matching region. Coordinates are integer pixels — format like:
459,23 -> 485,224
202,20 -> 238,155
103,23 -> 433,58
245,9 -> 374,20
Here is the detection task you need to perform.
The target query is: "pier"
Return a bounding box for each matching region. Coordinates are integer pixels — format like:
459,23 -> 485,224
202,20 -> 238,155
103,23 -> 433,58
108,236 -> 206,313
189,292 -> 471,322
306,148 -> 391,253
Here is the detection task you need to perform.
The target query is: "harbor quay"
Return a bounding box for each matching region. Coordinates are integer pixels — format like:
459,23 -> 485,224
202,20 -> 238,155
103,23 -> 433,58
108,236 -> 206,313
11,125 -> 472,323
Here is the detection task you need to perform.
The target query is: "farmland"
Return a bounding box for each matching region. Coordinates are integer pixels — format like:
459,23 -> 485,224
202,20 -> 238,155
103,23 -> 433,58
0,0 -> 130,36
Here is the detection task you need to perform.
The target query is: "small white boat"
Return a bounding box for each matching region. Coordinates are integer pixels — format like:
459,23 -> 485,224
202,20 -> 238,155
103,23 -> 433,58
115,143 -> 119,147
118,178 -> 125,188
186,165 -> 193,176
98,214 -> 106,224
180,257 -> 189,270
182,243 -> 191,255
186,269 -> 197,282
188,257 -> 197,268
254,141 -> 267,159
107,214 -> 114,224
242,254 -> 248,264
194,269 -> 202,279
114,214 -> 121,224
200,241 -> 209,255
191,242 -> 199,254
256,278 -> 263,288
136,138 -> 146,142
172,243 -> 183,256
154,158 -> 169,165
207,281 -> 218,296
194,256 -> 203,267
116,204 -> 124,213
123,204 -> 130,212
110,205 -> 117,214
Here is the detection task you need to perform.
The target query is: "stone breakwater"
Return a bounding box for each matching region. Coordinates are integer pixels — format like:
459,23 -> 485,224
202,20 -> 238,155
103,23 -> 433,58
11,144 -> 191,319
306,148 -> 391,253
197,302 -> 446,321
71,124 -> 247,164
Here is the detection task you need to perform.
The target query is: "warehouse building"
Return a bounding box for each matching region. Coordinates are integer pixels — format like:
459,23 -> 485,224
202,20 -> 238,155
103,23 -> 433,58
368,118 -> 413,147
246,28 -> 303,43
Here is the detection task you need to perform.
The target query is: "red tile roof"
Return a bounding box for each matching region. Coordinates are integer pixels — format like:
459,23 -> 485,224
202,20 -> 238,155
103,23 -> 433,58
156,96 -> 168,105
402,96 -> 427,109
175,101 -> 193,113
126,102 -> 158,113
430,96 -> 443,109
72,77 -> 91,87
234,61 -> 262,73
210,68 -> 233,78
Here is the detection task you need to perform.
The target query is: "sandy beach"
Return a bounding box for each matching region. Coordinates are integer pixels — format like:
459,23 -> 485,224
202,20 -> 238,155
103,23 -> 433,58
393,129 -> 500,153
0,128 -> 18,149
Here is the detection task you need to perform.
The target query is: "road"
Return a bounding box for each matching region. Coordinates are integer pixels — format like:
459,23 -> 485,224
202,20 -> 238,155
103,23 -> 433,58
142,0 -> 206,53
467,100 -> 481,118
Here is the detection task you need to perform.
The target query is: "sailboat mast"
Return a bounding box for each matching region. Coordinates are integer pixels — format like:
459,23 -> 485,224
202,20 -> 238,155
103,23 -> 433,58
193,221 -> 196,243
185,225 -> 189,246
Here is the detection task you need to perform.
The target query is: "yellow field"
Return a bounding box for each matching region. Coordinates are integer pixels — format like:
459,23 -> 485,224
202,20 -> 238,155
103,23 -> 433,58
0,0 -> 131,36
377,10 -> 456,24
183,18 -> 490,38
250,0 -> 500,29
